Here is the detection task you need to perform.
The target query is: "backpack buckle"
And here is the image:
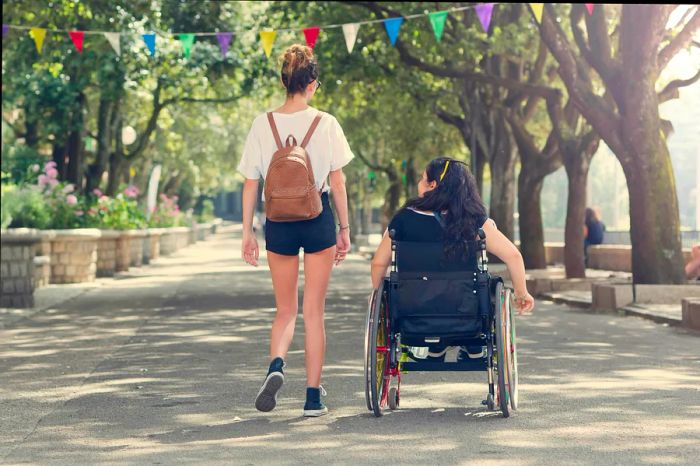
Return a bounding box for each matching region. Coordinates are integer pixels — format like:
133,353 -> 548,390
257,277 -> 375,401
285,135 -> 298,147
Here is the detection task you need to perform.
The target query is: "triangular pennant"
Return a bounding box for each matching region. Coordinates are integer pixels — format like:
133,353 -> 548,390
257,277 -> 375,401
29,27 -> 47,54
585,4 -> 595,15
475,3 -> 495,33
260,30 -> 276,58
142,33 -> 156,57
342,23 -> 360,54
216,32 -> 232,58
69,31 -> 84,53
529,3 -> 544,24
2,25 -> 8,39
383,17 -> 404,47
104,32 -> 120,55
428,11 -> 448,43
303,27 -> 320,49
178,33 -> 195,58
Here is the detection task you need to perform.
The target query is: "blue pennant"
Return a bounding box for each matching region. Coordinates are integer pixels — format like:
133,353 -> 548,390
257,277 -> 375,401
143,33 -> 156,57
383,17 -> 404,47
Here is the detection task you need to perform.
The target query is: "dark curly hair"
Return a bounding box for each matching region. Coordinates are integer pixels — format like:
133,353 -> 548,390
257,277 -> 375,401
404,157 -> 488,259
279,44 -> 319,95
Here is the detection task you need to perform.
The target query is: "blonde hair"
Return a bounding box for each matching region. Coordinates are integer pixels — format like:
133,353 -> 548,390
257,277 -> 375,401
278,44 -> 318,95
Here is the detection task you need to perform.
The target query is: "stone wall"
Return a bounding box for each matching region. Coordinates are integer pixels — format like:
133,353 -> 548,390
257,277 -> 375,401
97,230 -> 120,277
128,230 -> 146,267
115,233 -> 131,272
1,229 -> 41,308
49,229 -> 101,284
34,255 -> 51,288
148,229 -> 163,262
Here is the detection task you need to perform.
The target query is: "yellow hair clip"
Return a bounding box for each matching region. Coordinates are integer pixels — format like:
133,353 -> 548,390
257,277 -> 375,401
439,160 -> 450,181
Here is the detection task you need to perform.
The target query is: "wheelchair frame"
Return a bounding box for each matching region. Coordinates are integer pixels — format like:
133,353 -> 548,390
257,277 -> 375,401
364,229 -> 518,418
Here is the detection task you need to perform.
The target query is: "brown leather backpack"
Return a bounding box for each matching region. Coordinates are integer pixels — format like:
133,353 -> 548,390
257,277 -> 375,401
264,112 -> 324,222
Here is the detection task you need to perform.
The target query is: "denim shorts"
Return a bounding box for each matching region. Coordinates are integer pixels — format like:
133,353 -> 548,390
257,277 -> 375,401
264,193 -> 336,256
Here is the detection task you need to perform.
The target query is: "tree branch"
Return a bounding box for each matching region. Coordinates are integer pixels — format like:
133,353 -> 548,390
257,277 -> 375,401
658,68 -> 700,103
658,7 -> 700,72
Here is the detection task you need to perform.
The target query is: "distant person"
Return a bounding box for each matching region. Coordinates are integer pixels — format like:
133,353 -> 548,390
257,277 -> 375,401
584,207 -> 605,268
685,244 -> 700,280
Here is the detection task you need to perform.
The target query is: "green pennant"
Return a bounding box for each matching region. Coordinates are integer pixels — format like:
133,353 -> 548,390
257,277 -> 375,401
178,33 -> 196,58
429,11 -> 448,43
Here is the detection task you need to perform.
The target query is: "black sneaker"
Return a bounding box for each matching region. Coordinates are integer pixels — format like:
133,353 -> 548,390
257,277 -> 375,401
255,357 -> 285,412
457,346 -> 486,361
303,386 -> 328,417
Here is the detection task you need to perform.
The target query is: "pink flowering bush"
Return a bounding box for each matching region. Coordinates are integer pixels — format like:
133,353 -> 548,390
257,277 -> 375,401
149,193 -> 183,227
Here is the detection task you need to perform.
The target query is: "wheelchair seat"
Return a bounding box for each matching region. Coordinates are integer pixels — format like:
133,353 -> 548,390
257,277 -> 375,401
390,240 -> 490,346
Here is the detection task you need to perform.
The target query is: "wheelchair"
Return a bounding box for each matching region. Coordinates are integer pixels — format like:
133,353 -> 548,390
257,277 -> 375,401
364,229 -> 518,417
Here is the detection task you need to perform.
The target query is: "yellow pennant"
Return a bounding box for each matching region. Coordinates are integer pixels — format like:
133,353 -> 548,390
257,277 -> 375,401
529,3 -> 544,24
29,27 -> 47,53
260,30 -> 277,58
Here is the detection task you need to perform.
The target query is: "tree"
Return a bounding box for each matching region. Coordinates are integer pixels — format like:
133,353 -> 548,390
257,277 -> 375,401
536,4 -> 700,283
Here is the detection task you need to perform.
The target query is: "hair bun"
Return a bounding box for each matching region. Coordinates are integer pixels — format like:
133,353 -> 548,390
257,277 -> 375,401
279,44 -> 318,95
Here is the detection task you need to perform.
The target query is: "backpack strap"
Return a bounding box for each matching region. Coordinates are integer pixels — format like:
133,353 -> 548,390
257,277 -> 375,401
267,112 -> 283,150
301,112 -> 323,148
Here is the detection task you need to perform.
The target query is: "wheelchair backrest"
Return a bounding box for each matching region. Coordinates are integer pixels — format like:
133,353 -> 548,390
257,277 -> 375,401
395,240 -> 479,273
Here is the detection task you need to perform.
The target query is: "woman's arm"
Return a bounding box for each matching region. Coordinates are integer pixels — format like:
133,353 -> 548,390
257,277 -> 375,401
481,219 -> 535,313
371,233 -> 392,289
329,169 -> 351,265
241,179 -> 260,267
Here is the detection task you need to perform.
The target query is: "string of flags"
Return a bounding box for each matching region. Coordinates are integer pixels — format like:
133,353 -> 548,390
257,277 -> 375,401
2,4 -> 596,59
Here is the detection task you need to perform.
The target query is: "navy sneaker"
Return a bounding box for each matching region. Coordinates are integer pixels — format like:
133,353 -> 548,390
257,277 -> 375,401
303,386 -> 328,417
255,357 -> 285,412
457,346 -> 487,361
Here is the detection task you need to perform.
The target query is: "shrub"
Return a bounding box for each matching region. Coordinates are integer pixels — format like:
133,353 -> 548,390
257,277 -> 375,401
149,194 -> 183,228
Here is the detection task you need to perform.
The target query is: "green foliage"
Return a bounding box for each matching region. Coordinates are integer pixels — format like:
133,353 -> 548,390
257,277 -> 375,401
0,145 -> 44,184
85,192 -> 147,230
1,183 -> 51,229
196,199 -> 215,223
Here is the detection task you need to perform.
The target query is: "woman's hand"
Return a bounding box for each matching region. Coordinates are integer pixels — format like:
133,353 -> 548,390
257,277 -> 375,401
241,230 -> 259,267
335,228 -> 351,266
513,291 -> 535,315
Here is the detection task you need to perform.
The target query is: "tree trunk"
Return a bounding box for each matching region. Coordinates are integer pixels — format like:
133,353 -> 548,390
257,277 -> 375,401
622,149 -> 685,283
65,127 -> 83,188
517,172 -> 547,269
106,153 -> 124,196
85,97 -> 115,194
381,169 -> 402,232
563,160 -> 589,278
51,144 -> 66,179
488,118 -> 516,240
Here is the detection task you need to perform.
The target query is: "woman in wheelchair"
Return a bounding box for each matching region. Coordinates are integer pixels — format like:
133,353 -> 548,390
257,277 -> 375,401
371,157 -> 534,363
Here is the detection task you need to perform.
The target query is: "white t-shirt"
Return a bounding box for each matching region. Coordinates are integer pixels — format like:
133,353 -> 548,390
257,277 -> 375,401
236,107 -> 354,193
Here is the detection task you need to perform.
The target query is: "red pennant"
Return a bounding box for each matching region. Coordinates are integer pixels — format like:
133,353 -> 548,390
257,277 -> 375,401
69,31 -> 84,53
585,4 -> 595,15
303,27 -> 320,49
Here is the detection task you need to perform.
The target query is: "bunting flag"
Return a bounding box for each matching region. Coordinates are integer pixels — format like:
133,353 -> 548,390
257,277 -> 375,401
104,32 -> 120,55
260,30 -> 276,58
143,33 -> 156,56
428,11 -> 448,43
2,24 -> 8,38
475,3 -> 495,33
178,33 -> 195,58
29,27 -> 47,53
216,32 -> 232,58
69,31 -> 84,53
303,27 -> 320,49
529,3 -> 544,23
384,17 -> 403,46
342,23 -> 360,54
585,4 -> 595,15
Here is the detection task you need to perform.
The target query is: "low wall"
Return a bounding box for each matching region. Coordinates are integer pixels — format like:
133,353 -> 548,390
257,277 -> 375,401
682,299 -> 700,331
127,230 -> 147,268
544,243 -> 691,273
48,229 -> 101,284
97,230 -> 120,277
1,228 -> 41,308
592,283 -> 700,312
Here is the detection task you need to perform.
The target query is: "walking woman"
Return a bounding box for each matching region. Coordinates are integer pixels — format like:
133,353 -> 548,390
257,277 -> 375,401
237,44 -> 354,417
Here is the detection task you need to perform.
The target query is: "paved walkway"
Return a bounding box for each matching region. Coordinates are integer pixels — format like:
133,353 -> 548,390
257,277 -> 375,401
2,227 -> 699,465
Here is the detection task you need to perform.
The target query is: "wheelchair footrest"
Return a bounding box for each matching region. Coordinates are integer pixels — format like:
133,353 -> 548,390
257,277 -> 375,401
401,360 -> 487,372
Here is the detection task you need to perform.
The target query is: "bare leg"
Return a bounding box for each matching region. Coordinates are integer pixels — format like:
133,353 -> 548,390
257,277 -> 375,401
302,245 -> 335,387
267,252 -> 300,360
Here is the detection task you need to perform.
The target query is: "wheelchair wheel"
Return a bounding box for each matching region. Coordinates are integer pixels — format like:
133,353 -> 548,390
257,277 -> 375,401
364,287 -> 380,411
388,387 -> 399,410
366,282 -> 389,417
494,282 -> 518,417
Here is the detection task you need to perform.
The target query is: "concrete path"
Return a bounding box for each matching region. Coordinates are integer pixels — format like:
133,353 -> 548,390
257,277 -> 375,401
2,227 -> 699,465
